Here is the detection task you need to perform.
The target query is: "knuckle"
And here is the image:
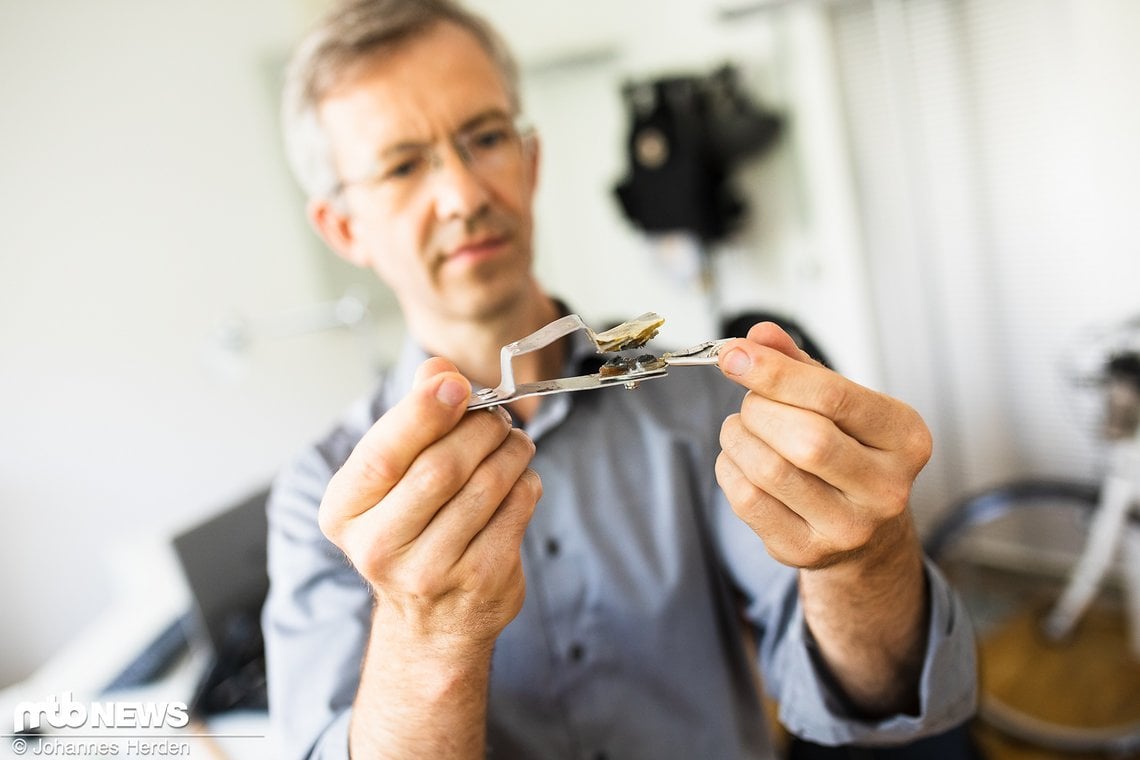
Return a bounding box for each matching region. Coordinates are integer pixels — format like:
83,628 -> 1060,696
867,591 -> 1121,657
472,405 -> 514,436
714,449 -> 733,482
342,527 -> 393,579
836,517 -> 875,553
354,450 -> 403,490
761,356 -> 787,388
855,519 -> 878,548
727,489 -> 768,526
316,501 -> 339,542
755,449 -> 795,492
875,477 -> 912,517
466,453 -> 529,507
396,561 -> 442,598
817,381 -> 849,422
719,413 -> 745,450
494,436 -> 532,474
402,573 -> 435,600
502,484 -> 540,533
790,422 -> 835,470
505,428 -> 537,458
715,450 -> 748,498
353,553 -> 386,585
799,546 -> 829,569
905,418 -> 934,467
762,541 -> 793,566
409,453 -> 467,495
770,536 -> 824,569
741,388 -> 764,412
346,544 -> 381,582
451,410 -> 511,455
520,468 -> 543,503
460,467 -> 498,508
786,524 -> 820,562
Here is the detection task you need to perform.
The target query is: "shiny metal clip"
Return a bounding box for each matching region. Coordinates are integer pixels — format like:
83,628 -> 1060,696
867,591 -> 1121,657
466,312 -> 732,410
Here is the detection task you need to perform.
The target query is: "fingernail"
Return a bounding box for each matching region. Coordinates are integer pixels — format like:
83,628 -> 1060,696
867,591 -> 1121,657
723,348 -> 751,376
436,378 -> 468,407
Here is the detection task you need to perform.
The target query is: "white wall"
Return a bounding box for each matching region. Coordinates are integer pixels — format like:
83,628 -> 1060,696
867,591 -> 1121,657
0,0 -> 387,686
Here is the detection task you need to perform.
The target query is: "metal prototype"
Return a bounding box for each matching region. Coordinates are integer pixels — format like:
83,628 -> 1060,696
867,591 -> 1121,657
466,312 -> 732,410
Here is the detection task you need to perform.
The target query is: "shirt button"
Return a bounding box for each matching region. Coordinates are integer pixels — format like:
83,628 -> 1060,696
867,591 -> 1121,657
545,538 -> 561,557
568,642 -> 585,662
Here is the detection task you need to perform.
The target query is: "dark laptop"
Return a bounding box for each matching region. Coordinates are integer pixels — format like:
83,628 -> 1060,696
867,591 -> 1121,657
171,487 -> 271,715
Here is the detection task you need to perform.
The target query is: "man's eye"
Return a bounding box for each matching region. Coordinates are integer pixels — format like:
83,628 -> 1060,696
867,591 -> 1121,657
469,127 -> 511,152
382,156 -> 424,180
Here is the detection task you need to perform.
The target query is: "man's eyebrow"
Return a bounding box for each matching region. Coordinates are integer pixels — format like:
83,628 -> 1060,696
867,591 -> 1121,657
375,109 -> 513,159
456,108 -> 513,132
377,139 -> 428,159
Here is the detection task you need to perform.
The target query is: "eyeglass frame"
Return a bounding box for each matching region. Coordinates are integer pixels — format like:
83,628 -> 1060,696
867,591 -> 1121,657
328,112 -> 536,206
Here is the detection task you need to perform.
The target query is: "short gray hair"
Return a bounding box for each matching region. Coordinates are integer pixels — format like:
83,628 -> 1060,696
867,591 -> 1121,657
281,0 -> 522,200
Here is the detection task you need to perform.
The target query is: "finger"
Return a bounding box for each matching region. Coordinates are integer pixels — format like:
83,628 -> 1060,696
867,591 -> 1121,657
723,408 -> 891,556
734,392 -> 875,498
719,411 -> 847,523
364,407 -> 517,550
714,451 -> 815,567
460,467 -> 542,576
718,337 -> 919,451
414,355 -> 461,385
746,321 -> 819,365
321,360 -> 473,527
410,428 -> 536,565
716,451 -> 865,569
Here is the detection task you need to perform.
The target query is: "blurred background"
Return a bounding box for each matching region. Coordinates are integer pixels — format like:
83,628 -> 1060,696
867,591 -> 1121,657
2,0 -> 1138,741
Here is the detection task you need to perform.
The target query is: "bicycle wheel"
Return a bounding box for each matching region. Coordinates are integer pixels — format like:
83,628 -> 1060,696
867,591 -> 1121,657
926,479 -> 1140,756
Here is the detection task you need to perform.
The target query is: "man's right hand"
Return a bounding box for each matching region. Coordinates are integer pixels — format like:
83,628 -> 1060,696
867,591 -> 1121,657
318,356 -> 542,653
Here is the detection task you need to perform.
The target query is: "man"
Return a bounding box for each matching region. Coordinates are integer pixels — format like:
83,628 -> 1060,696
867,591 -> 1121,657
263,1 -> 977,758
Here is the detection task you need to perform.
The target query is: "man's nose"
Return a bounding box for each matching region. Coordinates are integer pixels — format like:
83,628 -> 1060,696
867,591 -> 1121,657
427,145 -> 491,220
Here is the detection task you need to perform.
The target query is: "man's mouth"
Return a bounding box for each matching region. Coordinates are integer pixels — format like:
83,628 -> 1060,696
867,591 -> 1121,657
445,235 -> 510,262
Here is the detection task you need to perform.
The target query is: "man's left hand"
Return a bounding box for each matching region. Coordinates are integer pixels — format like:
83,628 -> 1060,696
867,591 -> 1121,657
715,322 -> 932,570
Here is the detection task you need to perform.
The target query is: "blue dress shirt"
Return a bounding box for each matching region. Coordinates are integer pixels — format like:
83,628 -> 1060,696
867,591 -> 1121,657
262,329 -> 976,759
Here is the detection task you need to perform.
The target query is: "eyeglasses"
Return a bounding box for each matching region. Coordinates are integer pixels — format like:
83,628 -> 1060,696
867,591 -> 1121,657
332,114 -> 534,209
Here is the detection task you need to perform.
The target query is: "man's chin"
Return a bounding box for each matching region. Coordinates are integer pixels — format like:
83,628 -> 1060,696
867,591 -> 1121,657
444,278 -> 535,324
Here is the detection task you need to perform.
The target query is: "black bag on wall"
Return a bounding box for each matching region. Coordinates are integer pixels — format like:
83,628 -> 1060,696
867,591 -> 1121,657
613,65 -> 783,243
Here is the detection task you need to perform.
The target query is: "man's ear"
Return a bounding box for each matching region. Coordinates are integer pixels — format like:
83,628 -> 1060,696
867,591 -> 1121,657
526,133 -> 541,193
307,197 -> 369,268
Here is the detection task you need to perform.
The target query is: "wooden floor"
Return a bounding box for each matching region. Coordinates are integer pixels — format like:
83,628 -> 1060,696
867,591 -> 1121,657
761,553 -> 1140,759
973,723 -> 1138,760
949,570 -> 1140,760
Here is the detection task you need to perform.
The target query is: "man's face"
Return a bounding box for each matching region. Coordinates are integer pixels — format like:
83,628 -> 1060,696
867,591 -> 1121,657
314,21 -> 539,324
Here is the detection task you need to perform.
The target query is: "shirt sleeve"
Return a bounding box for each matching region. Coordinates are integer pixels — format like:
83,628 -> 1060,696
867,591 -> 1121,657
709,482 -> 978,747
261,442 -> 373,760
